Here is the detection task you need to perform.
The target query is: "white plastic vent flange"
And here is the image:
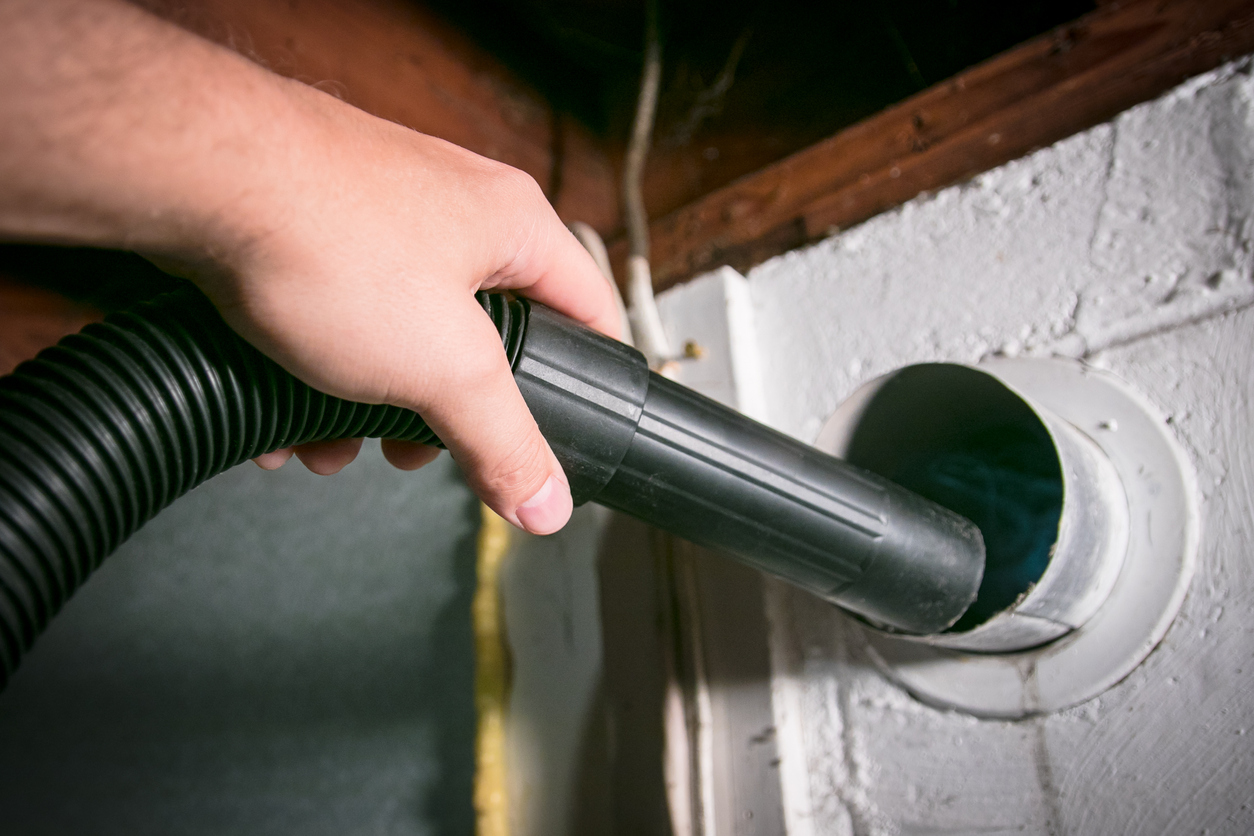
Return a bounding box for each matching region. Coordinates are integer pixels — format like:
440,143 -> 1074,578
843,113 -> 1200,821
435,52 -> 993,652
817,358 -> 1198,718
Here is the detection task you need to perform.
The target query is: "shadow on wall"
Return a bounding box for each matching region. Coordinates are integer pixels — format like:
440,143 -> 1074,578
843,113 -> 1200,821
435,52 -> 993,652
0,448 -> 481,836
571,513 -> 815,835
570,513 -> 673,835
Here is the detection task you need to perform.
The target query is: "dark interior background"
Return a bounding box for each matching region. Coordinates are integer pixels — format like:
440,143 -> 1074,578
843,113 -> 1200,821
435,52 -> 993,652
431,0 -> 1094,157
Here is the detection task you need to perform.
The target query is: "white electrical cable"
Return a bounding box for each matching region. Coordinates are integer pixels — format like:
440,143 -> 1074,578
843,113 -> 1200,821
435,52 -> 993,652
622,0 -> 674,372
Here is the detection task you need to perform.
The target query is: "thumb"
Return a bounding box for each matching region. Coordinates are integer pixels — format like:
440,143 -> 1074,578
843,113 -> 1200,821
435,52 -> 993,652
416,295 -> 572,535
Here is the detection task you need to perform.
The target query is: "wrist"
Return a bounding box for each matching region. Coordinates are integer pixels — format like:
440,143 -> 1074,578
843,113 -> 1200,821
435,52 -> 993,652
139,72 -> 326,292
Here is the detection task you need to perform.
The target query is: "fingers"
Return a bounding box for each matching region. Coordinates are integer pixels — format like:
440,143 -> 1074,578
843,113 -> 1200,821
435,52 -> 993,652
255,438 -> 440,475
416,294 -> 572,535
381,438 -> 440,471
292,437 -> 363,475
490,196 -> 624,341
253,447 -> 294,470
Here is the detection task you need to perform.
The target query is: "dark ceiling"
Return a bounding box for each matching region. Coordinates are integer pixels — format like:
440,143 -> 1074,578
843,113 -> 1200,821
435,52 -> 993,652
428,0 -> 1095,151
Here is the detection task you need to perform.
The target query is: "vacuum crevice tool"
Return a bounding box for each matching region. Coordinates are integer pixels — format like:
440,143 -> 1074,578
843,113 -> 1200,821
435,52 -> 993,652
508,297 -> 986,635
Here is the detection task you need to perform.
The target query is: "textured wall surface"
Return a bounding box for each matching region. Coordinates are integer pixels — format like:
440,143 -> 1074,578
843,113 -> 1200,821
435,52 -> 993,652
501,504 -> 610,836
0,445 -> 480,836
733,59 -> 1254,835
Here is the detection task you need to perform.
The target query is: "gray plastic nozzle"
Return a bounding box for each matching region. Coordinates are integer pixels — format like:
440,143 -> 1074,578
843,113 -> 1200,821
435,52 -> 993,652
510,299 -> 985,634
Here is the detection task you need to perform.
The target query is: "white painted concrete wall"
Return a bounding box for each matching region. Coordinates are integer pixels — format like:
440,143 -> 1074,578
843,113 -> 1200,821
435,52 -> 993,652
703,58 -> 1254,835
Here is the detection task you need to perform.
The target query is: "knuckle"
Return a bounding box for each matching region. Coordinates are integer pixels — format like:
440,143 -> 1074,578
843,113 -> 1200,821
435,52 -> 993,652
498,162 -> 538,190
492,164 -> 545,206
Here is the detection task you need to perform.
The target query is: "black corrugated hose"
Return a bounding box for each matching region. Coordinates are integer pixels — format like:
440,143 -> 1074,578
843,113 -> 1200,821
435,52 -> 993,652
0,287 -> 527,689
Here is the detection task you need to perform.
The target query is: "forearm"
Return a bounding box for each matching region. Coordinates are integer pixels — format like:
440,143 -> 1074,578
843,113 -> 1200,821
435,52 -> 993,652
0,0 -> 306,269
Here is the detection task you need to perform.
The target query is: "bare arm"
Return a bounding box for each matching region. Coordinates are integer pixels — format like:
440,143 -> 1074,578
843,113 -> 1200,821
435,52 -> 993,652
0,0 -> 621,534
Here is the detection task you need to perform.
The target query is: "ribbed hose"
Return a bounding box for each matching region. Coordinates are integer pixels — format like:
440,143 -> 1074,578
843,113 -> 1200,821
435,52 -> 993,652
0,287 -> 527,688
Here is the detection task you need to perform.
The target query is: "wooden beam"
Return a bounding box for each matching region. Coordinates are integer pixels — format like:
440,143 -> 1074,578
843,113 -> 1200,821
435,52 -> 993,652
152,0 -> 619,233
635,0 -> 1254,291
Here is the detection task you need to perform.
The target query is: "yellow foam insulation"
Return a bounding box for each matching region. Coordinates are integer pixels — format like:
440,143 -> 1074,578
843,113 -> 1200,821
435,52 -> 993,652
473,504 -> 511,836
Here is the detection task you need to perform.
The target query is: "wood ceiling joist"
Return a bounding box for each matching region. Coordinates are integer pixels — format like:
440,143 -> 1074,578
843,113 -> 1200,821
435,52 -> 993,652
631,0 -> 1254,292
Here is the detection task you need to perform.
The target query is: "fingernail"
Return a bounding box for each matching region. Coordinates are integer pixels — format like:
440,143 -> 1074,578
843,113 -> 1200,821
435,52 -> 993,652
515,474 -> 572,535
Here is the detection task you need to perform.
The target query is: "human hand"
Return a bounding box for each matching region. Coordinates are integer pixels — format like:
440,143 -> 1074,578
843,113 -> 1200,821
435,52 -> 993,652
2,0 -> 624,535
191,85 -> 621,535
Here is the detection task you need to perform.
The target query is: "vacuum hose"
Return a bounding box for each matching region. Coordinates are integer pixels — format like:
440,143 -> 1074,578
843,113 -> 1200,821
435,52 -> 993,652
0,288 -> 983,687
